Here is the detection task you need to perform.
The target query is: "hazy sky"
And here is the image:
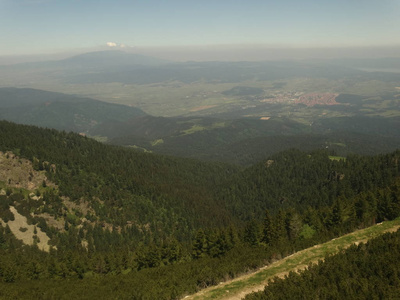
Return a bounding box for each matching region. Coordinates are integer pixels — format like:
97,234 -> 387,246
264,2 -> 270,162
1,0 -> 399,58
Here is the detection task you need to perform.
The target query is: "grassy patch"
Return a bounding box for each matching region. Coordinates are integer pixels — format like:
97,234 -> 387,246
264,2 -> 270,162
151,139 -> 164,146
329,156 -> 346,161
182,125 -> 207,135
0,181 -> 7,190
329,142 -> 346,147
90,135 -> 108,143
179,121 -> 227,136
211,122 -> 226,129
128,145 -> 152,153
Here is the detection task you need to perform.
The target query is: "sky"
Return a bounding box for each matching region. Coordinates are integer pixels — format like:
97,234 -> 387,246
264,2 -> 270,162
1,0 -> 400,59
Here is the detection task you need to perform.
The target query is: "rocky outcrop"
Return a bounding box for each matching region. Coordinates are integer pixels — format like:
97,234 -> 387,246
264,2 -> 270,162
0,151 -> 53,190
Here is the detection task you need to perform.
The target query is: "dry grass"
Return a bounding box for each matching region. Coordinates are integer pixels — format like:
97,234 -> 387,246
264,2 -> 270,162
1,206 -> 51,252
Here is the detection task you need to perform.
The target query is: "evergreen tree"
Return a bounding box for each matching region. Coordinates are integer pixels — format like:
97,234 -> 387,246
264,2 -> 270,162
244,219 -> 261,246
192,229 -> 208,259
262,209 -> 275,245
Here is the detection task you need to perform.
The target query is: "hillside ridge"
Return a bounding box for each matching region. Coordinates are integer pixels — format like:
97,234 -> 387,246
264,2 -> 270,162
185,219 -> 400,300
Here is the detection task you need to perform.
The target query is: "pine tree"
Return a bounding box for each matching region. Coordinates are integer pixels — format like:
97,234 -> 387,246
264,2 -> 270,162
192,229 -> 208,259
244,219 -> 261,246
262,209 -> 275,245
286,210 -> 303,241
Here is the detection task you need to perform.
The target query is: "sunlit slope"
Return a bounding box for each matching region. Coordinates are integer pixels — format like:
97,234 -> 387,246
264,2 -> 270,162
186,219 -> 400,300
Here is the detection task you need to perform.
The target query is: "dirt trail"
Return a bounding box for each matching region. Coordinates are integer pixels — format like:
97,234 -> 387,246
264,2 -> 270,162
184,221 -> 400,300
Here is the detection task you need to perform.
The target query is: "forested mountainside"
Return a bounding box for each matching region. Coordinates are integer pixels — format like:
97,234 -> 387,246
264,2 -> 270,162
220,148 -> 400,219
0,120 -> 240,240
0,120 -> 399,299
0,87 -> 146,133
245,229 -> 400,300
133,130 -> 400,166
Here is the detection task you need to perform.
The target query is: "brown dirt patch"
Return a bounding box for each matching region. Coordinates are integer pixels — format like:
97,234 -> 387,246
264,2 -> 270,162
1,206 -> 51,252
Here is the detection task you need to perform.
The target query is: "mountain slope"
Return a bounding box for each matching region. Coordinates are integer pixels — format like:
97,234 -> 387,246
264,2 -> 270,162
60,50 -> 167,69
218,148 -> 400,219
0,121 -> 399,299
186,219 -> 400,300
0,120 -> 240,237
0,87 -> 146,133
245,223 -> 400,300
111,122 -> 400,165
1,50 -> 166,70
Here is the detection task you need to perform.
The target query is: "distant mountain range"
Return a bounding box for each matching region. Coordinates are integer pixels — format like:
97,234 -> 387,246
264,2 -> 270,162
60,50 -> 168,68
2,50 -> 167,69
4,50 -> 400,87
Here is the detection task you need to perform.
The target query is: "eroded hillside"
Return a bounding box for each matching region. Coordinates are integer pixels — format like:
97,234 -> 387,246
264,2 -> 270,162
0,151 -> 109,251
